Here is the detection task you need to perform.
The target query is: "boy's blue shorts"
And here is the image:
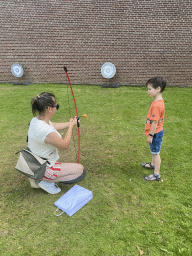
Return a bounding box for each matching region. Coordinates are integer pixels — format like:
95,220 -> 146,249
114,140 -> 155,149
149,130 -> 163,154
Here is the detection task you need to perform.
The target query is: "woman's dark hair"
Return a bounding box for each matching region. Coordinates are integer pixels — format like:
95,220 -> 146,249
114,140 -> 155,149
146,77 -> 167,93
31,92 -> 57,116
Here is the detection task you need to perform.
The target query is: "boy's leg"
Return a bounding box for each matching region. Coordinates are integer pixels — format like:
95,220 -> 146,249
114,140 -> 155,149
144,153 -> 161,180
144,131 -> 163,180
144,154 -> 161,180
152,154 -> 161,175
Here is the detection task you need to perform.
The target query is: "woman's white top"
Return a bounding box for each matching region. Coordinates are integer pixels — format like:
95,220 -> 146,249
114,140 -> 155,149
28,117 -> 62,167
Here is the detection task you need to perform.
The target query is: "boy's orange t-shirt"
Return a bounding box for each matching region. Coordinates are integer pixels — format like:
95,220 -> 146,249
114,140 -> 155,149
145,99 -> 165,136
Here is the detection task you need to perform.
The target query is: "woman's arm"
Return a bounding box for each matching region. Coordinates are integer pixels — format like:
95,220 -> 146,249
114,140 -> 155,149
52,122 -> 70,130
45,118 -> 77,150
52,116 -> 80,130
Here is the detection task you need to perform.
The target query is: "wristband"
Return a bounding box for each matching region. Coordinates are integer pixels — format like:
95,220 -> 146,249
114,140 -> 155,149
149,133 -> 154,137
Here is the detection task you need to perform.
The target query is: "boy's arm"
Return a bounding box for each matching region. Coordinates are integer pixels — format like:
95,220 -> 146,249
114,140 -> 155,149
147,120 -> 158,144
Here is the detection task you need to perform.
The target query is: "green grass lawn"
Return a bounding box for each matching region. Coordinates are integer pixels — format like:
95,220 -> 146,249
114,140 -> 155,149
0,83 -> 192,256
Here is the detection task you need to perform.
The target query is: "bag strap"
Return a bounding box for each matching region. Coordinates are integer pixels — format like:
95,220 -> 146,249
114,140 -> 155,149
26,147 -> 49,162
54,208 -> 64,217
15,148 -> 50,165
26,122 -> 30,143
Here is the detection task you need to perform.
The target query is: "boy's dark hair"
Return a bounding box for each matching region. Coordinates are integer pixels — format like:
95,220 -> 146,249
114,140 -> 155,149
146,77 -> 166,93
31,92 -> 57,116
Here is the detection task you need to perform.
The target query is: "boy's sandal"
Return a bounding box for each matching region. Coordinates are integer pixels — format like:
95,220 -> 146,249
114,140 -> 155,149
141,162 -> 154,170
143,172 -> 161,181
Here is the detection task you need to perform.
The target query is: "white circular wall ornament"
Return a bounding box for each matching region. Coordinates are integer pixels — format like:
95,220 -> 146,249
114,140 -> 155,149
101,62 -> 116,79
11,63 -> 24,77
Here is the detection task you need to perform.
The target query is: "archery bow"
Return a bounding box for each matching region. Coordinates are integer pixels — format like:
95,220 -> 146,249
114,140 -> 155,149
64,66 -> 80,164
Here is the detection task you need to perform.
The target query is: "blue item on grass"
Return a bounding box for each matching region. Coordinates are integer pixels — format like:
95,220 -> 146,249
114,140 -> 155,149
54,185 -> 93,216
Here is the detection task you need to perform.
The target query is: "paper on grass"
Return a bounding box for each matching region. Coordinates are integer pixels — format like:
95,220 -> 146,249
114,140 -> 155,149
54,185 -> 93,216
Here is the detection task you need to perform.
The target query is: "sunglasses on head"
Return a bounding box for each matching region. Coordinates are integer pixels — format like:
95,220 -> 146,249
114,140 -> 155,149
47,104 -> 60,110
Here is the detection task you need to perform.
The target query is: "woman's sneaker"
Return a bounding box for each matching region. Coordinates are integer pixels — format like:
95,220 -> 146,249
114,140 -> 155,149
39,181 -> 61,194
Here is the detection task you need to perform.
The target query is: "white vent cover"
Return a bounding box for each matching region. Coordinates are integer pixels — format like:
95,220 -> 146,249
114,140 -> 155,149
101,62 -> 116,79
11,63 -> 24,77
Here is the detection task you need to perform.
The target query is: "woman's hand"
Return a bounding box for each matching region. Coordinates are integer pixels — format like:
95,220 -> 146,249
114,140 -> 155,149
69,117 -> 79,128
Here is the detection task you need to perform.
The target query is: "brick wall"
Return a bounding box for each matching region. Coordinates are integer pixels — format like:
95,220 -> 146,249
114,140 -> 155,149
0,0 -> 191,86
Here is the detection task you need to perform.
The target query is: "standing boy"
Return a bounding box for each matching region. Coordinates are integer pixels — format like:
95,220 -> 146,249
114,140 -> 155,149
141,77 -> 166,181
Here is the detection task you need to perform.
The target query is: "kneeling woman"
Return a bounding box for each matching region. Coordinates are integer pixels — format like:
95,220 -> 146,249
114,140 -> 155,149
28,92 -> 85,194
